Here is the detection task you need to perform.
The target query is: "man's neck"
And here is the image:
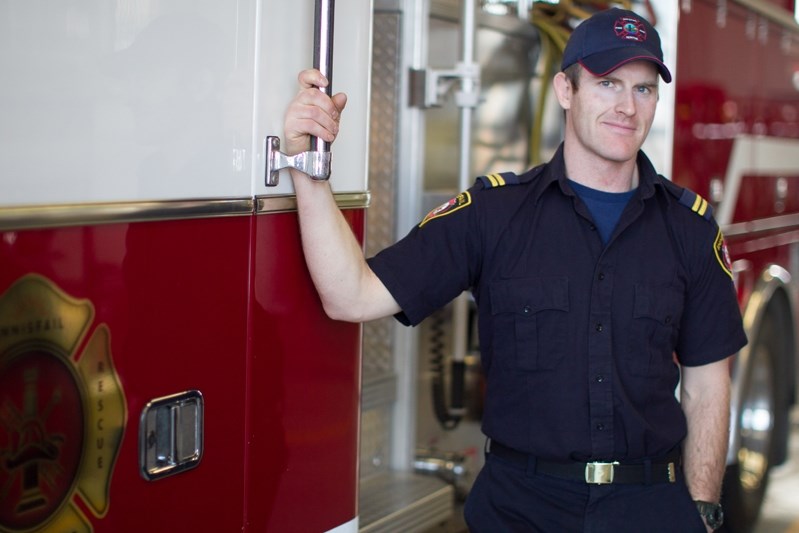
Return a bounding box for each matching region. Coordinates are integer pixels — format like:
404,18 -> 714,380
563,145 -> 640,193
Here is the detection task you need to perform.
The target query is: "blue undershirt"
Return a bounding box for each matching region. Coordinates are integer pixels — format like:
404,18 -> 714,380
568,180 -> 636,244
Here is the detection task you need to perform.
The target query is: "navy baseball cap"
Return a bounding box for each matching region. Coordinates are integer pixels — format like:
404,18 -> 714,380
561,8 -> 672,83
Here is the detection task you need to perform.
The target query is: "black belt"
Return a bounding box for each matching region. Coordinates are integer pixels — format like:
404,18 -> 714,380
487,440 -> 679,485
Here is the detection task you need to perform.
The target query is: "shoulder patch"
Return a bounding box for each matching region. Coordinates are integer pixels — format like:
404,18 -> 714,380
677,188 -> 713,221
476,172 -> 520,189
419,191 -> 472,227
714,228 -> 733,279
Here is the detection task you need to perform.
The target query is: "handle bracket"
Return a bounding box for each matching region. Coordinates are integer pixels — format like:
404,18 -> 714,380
264,136 -> 331,186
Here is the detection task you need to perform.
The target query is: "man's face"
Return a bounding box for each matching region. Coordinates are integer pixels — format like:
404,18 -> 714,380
559,61 -> 659,166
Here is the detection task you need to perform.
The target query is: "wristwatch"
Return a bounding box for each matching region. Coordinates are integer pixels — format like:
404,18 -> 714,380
695,500 -> 724,530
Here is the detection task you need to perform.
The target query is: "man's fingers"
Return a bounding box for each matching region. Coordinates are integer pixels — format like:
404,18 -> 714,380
284,103 -> 337,152
298,68 -> 329,89
288,118 -> 334,144
284,71 -> 347,154
332,92 -> 347,116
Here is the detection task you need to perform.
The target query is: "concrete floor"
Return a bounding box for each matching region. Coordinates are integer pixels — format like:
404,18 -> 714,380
753,407 -> 799,533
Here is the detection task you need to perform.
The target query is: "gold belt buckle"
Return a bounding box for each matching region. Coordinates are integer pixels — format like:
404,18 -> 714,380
585,461 -> 619,484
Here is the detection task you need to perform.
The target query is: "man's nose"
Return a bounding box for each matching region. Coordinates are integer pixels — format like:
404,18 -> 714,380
615,89 -> 637,115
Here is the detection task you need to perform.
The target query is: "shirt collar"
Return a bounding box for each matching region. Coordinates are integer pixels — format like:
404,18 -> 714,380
534,143 -> 666,203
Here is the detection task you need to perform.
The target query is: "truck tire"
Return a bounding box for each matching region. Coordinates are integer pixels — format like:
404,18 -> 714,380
721,311 -> 781,533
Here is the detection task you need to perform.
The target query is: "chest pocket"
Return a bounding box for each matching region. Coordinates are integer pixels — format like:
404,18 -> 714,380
489,277 -> 569,371
626,284 -> 684,377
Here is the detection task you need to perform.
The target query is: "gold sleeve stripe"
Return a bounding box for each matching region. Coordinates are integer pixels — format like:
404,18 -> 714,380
697,198 -> 709,217
486,173 -> 507,187
478,172 -> 517,189
690,194 -> 709,217
678,189 -> 713,220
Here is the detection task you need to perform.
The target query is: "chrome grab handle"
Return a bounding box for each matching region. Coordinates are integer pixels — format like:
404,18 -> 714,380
264,0 -> 335,186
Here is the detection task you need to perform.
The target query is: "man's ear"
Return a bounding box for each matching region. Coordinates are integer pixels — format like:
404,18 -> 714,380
552,71 -> 572,110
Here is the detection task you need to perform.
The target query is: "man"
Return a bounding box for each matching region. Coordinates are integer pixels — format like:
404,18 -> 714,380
284,7 -> 746,532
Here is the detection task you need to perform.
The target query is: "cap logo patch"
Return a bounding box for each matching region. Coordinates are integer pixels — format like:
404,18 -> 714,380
614,16 -> 647,43
419,192 -> 471,228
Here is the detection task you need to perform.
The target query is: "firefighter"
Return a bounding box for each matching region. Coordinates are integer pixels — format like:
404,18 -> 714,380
284,7 -> 745,532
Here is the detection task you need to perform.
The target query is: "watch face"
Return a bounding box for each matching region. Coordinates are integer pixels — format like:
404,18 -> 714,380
707,505 -> 724,528
696,501 -> 724,529
710,506 -> 724,528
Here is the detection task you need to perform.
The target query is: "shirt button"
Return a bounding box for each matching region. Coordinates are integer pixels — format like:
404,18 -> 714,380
665,315 -> 672,324
598,273 -> 605,281
595,375 -> 605,383
595,323 -> 603,332
596,423 -> 605,431
523,305 -> 531,315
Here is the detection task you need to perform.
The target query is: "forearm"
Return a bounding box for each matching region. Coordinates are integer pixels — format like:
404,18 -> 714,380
292,171 -> 399,322
680,359 -> 731,502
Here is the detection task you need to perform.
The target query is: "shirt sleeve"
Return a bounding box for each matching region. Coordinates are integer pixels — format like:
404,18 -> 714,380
676,221 -> 748,366
367,190 -> 482,327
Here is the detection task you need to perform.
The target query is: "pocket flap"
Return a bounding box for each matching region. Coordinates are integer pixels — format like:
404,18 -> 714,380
633,284 -> 683,325
490,277 -> 569,315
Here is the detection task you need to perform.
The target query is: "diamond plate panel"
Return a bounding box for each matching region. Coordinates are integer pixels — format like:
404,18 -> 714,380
363,11 -> 401,382
360,11 -> 403,482
360,406 -> 392,481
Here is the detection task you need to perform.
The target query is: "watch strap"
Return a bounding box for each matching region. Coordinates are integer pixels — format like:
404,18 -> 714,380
695,500 -> 724,529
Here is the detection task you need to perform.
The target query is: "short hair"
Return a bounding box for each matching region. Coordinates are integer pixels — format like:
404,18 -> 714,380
563,63 -> 582,91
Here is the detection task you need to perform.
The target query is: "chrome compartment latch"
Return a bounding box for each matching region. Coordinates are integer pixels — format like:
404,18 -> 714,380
139,390 -> 204,481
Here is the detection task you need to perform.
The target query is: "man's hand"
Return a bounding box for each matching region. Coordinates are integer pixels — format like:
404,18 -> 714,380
284,69 -> 348,156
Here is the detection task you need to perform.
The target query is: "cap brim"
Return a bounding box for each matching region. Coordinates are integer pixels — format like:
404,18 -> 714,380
579,48 -> 672,83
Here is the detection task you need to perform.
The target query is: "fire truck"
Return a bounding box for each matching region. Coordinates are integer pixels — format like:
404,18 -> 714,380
0,1 -> 797,532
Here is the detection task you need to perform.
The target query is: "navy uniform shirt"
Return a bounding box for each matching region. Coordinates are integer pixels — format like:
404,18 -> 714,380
367,144 -> 747,462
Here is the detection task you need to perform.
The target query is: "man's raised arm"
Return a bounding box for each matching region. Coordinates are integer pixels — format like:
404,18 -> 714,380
284,69 -> 400,323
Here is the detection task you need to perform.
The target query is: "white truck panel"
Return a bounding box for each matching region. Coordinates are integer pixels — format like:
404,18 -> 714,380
0,0 -> 371,206
253,0 -> 372,196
